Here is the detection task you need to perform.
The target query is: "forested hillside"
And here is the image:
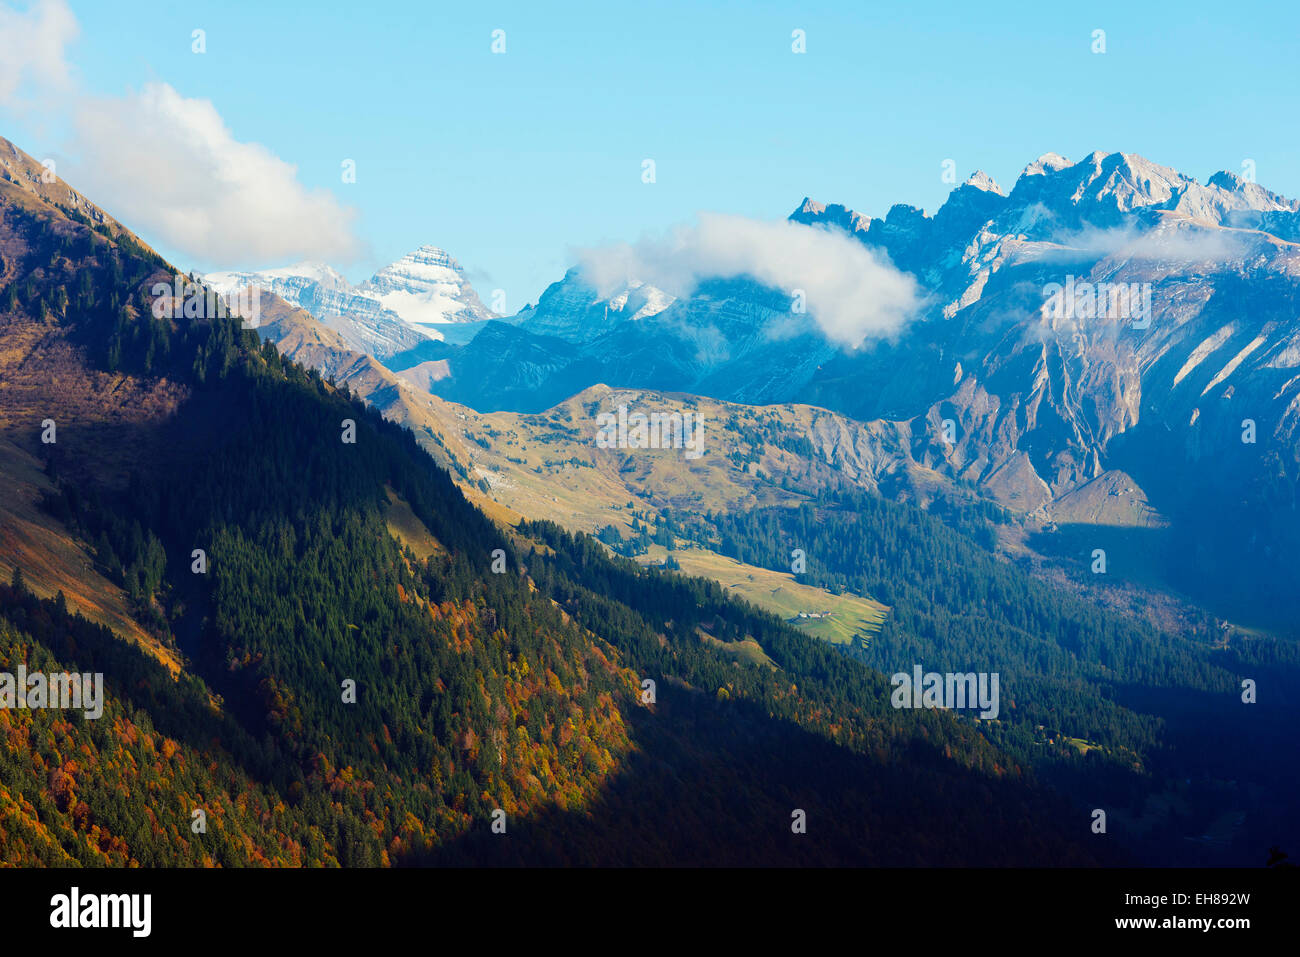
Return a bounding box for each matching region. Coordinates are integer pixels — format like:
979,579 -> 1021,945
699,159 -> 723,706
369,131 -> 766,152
690,492 -> 1300,864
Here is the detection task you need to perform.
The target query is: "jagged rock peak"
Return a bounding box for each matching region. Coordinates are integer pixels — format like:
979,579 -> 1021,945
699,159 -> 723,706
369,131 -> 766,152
962,170 -> 1004,195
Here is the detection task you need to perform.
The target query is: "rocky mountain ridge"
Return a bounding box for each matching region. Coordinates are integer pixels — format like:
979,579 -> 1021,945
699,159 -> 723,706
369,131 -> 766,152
203,244 -> 497,359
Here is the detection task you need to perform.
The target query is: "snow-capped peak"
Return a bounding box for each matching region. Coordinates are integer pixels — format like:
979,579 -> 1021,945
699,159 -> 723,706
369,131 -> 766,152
198,243 -> 499,360
1021,152 -> 1071,178
359,245 -> 497,328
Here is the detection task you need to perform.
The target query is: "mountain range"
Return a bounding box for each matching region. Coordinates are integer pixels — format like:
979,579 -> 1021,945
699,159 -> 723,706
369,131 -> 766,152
266,150 -> 1299,632
3,131 -> 1298,867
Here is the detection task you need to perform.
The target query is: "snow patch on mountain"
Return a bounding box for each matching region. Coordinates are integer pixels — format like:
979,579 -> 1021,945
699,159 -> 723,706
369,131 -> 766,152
359,245 -> 496,329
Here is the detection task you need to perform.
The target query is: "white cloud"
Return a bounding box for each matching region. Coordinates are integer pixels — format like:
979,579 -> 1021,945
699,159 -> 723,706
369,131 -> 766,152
576,213 -> 924,347
1050,222 -> 1249,265
0,0 -> 361,268
67,83 -> 361,265
0,0 -> 76,108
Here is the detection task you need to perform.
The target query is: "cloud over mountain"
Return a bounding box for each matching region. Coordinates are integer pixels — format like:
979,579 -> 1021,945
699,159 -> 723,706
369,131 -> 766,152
576,213 -> 924,347
1050,222 -> 1251,265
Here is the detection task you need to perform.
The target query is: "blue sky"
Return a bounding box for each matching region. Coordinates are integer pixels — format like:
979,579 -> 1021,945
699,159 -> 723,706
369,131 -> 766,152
5,0 -> 1299,309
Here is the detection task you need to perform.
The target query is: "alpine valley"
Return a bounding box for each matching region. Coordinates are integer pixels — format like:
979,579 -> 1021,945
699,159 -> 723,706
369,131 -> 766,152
2,132 -> 1298,867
